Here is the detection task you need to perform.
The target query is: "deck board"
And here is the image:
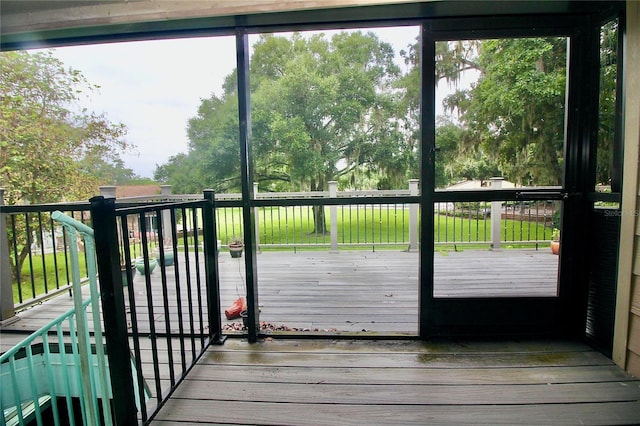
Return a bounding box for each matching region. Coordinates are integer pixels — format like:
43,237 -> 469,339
3,249 -> 638,424
152,339 -> 640,425
218,248 -> 558,333
153,401 -> 640,425
169,381 -> 640,405
2,248 -> 559,337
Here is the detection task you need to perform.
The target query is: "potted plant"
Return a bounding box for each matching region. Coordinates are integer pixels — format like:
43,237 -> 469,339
154,246 -> 175,267
550,228 -> 560,255
118,239 -> 136,285
135,256 -> 158,274
120,259 -> 136,286
228,236 -> 244,258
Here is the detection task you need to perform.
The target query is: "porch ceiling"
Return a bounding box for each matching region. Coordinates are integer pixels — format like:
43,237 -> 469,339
0,1 -> 622,51
0,0 -> 423,36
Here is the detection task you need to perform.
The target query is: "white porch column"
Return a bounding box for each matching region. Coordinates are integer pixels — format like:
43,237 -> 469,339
99,185 -> 117,198
329,181 -> 338,253
408,179 -> 419,252
160,185 -> 173,243
0,188 -> 17,323
254,182 -> 260,253
490,177 -> 504,250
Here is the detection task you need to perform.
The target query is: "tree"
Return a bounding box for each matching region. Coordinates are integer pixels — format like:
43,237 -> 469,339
396,39 -> 485,189
597,20 -> 619,188
163,31 -> 409,232
1,50 -> 128,280
154,153 -> 205,194
441,37 -> 567,186
1,50 -> 129,203
252,32 -> 404,231
397,36 -> 569,187
78,145 -> 147,185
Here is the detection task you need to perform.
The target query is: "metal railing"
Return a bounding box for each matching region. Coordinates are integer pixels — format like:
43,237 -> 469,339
1,182 -> 560,322
1,195 -> 222,424
433,200 -> 557,247
0,186 -> 562,424
89,194 -> 222,424
0,199 -> 93,313
1,212 -> 113,426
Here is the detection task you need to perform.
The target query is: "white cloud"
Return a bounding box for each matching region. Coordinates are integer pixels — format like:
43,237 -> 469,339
35,27 -> 423,179
39,36 -> 237,178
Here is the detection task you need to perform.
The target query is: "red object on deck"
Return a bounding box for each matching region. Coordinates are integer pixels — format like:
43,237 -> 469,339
225,297 -> 247,320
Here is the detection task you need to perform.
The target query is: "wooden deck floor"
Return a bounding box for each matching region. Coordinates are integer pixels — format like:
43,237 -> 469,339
3,249 -> 638,424
1,248 -> 558,347
151,338 -> 640,425
219,248 -> 558,334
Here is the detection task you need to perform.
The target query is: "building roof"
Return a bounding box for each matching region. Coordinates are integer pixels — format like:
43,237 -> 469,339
445,179 -> 517,190
115,185 -> 161,198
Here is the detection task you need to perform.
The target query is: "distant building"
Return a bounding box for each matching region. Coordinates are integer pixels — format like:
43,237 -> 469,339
444,179 -> 517,190
114,185 -> 161,199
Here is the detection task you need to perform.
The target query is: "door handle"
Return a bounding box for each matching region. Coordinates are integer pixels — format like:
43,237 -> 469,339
516,191 -> 568,200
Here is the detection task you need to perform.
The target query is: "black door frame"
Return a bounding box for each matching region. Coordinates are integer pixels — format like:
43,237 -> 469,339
418,15 -> 602,339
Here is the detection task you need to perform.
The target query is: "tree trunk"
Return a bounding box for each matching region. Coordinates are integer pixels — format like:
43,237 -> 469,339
310,178 -> 328,235
311,205 -> 328,235
11,246 -> 30,283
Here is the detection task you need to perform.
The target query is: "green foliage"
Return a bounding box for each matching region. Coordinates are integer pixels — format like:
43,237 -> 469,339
155,153 -> 207,193
227,234 -> 244,246
79,152 -> 144,185
597,20 -> 619,187
157,25 -> 618,194
434,119 -> 500,187
1,50 -> 130,284
0,50 -> 130,205
443,37 -> 567,186
13,250 -> 88,304
157,31 -> 414,195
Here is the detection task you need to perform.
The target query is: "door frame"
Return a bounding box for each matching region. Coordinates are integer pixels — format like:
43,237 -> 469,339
418,15 -> 601,339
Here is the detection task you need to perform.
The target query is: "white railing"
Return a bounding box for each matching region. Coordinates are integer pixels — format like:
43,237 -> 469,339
104,179 -> 555,253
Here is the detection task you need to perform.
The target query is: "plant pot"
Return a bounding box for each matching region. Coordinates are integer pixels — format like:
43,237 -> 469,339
240,310 -> 249,328
550,241 -> 560,255
121,264 -> 136,286
135,258 -> 158,274
229,245 -> 243,258
158,250 -> 175,267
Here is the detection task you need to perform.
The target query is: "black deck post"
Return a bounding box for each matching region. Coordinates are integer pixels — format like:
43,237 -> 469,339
419,24 -> 436,339
236,27 -> 260,343
89,195 -> 138,424
203,190 -> 225,344
559,18 -> 600,339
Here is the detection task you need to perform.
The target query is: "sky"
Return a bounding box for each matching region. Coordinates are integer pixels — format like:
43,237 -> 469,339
37,26 -> 423,178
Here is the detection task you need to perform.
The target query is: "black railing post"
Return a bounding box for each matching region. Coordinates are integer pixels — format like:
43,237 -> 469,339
560,18 -> 600,339
236,27 -> 260,343
419,24 -> 436,339
203,190 -> 224,344
89,195 -> 138,425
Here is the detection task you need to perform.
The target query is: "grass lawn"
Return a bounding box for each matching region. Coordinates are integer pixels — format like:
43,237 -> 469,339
219,205 -> 553,246
12,251 -> 88,304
